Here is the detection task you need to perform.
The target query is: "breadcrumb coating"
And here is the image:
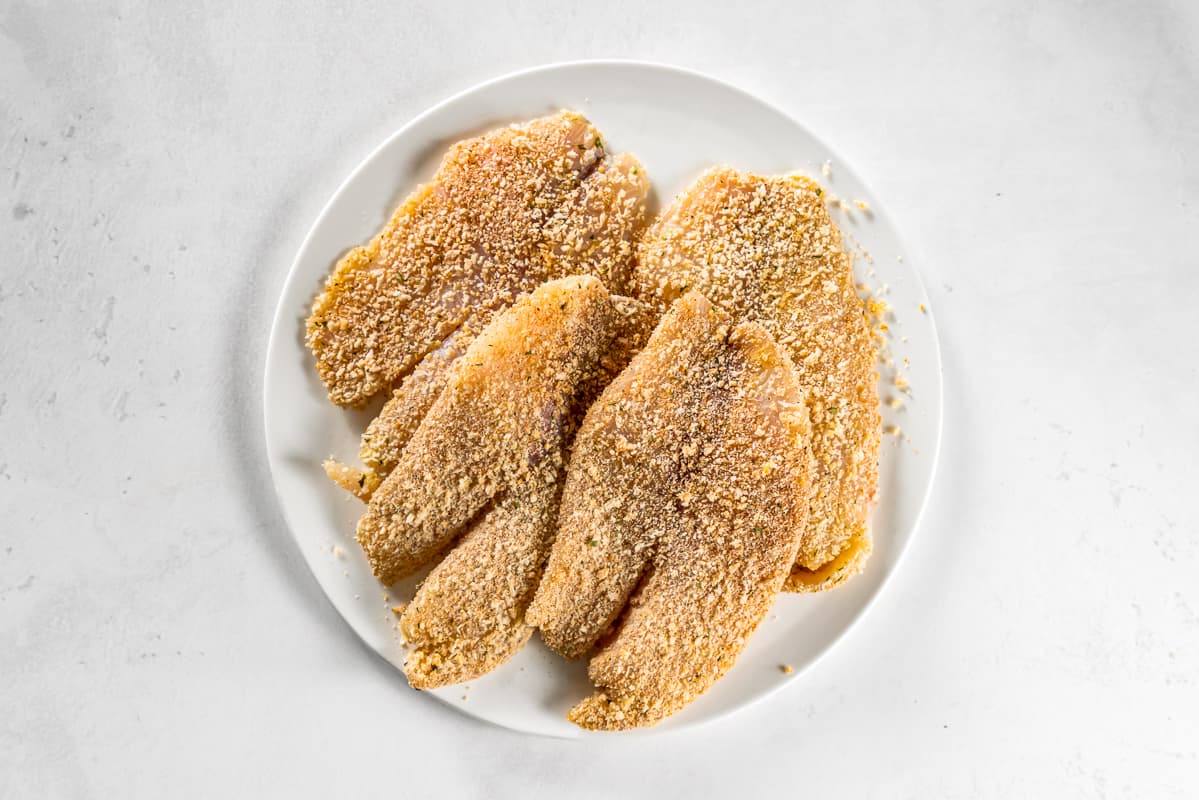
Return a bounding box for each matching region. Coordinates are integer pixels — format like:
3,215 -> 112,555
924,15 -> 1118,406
351,276 -> 651,688
629,168 -> 880,592
397,281 -> 651,688
528,292 -> 814,729
306,111 -> 649,407
324,320 -> 479,500
327,296 -> 654,505
400,481 -> 560,689
358,275 -> 613,582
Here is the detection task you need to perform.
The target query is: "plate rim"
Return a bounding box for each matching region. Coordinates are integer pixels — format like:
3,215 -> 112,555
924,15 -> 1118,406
262,58 -> 945,736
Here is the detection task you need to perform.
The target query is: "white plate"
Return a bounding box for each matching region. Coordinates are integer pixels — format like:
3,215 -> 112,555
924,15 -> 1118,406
263,61 -> 943,737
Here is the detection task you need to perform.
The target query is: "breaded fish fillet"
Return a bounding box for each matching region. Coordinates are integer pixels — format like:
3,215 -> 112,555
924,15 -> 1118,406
356,277 -> 652,687
400,480 -> 561,689
326,298 -> 653,503
357,275 -> 616,582
527,292 -> 814,729
307,111 -> 649,408
629,168 -> 880,592
324,322 -> 477,500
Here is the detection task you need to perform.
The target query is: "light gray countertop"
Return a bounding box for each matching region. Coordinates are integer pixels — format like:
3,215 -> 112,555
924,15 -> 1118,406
2,1 -> 1197,796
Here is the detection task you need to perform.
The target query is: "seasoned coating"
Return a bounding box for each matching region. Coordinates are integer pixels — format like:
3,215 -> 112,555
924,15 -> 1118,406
324,322 -> 478,500
357,275 -> 619,584
528,292 -> 814,729
307,111 -> 649,407
401,481 -> 560,689
629,168 -> 879,592
528,292 -> 725,658
323,297 -> 652,503
390,282 -> 654,688
328,296 -> 653,503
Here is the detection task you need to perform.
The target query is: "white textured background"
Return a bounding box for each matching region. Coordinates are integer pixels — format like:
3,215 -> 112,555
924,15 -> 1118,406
2,1 -> 1197,797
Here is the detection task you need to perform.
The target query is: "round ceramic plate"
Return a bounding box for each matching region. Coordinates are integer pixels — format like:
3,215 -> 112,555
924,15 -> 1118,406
264,61 -> 942,737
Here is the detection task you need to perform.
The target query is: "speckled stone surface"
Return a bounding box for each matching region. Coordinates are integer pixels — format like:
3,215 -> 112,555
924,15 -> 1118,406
2,1 -> 1197,796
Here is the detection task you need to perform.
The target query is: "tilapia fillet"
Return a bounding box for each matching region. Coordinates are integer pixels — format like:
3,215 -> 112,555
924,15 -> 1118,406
306,110 -> 649,408
527,292 -> 814,730
325,321 -> 477,500
327,292 -> 653,502
629,167 -> 880,592
354,276 -> 651,688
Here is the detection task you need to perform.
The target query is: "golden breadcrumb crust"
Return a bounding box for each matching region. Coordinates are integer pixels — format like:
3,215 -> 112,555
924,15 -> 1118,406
630,168 -> 880,592
346,276 -> 650,688
529,292 -> 814,729
307,111 -> 648,407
